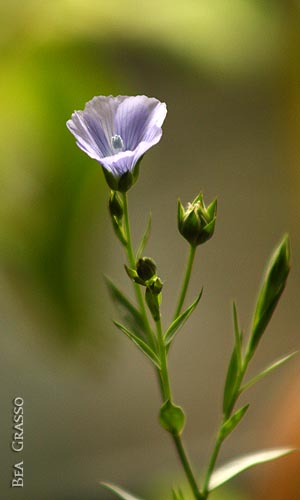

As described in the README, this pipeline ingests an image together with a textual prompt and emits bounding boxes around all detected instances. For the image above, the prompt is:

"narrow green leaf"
[223,346,239,416]
[220,404,249,440]
[172,488,185,500]
[136,212,152,260]
[248,235,290,357]
[165,290,203,347]
[105,276,145,338]
[101,482,144,500]
[241,351,299,392]
[208,448,297,491]
[232,302,242,367]
[114,321,161,368]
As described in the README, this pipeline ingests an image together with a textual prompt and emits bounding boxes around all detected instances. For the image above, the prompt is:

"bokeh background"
[1,1,300,499]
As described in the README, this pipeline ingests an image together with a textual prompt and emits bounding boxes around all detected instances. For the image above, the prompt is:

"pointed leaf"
[241,351,299,392]
[114,321,160,368]
[105,276,145,338]
[136,212,152,260]
[172,488,185,500]
[248,235,290,357]
[232,302,242,367]
[220,404,249,440]
[208,448,297,491]
[223,346,239,416]
[101,482,144,500]
[165,290,203,347]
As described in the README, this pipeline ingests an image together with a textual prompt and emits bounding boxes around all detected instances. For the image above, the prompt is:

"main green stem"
[174,245,196,319]
[122,192,201,500]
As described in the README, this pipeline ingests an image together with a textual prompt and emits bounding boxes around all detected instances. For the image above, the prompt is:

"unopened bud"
[137,257,157,281]
[178,193,217,247]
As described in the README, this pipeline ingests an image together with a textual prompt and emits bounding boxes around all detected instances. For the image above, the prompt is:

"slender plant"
[67,95,297,500]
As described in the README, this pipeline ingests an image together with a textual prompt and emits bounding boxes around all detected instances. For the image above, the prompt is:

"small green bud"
[136,257,157,281]
[159,399,186,434]
[109,191,123,219]
[178,193,217,247]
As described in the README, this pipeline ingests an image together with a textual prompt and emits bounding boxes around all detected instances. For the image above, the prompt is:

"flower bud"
[178,193,217,247]
[109,191,123,219]
[136,257,157,281]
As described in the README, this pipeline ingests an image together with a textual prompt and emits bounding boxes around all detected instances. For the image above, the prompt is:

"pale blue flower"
[67,95,167,191]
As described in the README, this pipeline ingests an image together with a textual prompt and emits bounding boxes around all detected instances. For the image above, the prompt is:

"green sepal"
[248,235,290,358]
[101,157,142,192]
[208,448,297,492]
[145,287,160,321]
[165,290,203,348]
[113,321,160,368]
[136,212,152,260]
[159,399,186,434]
[241,351,299,392]
[104,276,145,339]
[220,404,249,441]
[223,345,239,416]
[124,265,145,285]
[101,482,144,500]
[206,197,217,219]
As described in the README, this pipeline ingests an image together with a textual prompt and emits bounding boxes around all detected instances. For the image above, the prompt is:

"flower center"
[111,134,124,154]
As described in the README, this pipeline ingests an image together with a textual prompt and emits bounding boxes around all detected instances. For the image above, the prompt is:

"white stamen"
[111,134,124,153]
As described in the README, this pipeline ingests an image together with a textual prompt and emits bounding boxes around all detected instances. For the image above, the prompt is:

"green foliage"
[113,321,160,368]
[220,404,249,440]
[241,351,299,392]
[208,448,297,492]
[105,276,145,339]
[165,290,203,347]
[222,347,239,416]
[159,399,186,434]
[223,302,243,415]
[248,235,290,357]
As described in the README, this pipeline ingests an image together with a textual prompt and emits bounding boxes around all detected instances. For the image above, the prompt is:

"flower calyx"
[178,193,217,247]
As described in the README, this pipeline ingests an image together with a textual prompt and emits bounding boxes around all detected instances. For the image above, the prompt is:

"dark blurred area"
[1,1,300,499]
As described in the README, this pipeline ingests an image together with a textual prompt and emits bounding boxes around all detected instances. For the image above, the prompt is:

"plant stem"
[155,316,171,400]
[202,431,223,498]
[122,193,201,500]
[122,192,156,350]
[174,245,196,319]
[156,315,202,500]
[173,434,204,500]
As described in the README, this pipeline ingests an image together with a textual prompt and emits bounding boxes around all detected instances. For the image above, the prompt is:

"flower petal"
[100,150,136,177]
[115,96,167,150]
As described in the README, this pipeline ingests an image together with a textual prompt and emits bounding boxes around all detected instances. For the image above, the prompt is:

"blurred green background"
[1,1,300,499]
